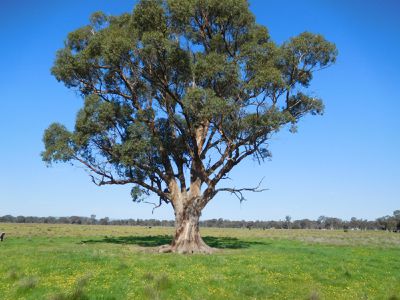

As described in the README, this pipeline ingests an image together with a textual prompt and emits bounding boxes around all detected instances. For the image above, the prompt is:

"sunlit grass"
[0,223,399,299]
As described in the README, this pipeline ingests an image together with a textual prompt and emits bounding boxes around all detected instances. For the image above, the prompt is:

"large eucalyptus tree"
[43,0,337,253]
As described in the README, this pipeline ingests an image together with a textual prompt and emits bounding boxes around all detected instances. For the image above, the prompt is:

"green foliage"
[182,87,233,123]
[42,124,74,163]
[280,32,338,88]
[168,0,255,51]
[133,0,167,35]
[130,185,150,202]
[43,0,337,202]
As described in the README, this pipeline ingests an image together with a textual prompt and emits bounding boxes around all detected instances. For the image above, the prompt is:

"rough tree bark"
[157,126,216,254]
[159,200,213,254]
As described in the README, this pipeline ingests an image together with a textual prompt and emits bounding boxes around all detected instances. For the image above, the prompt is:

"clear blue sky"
[1,0,399,221]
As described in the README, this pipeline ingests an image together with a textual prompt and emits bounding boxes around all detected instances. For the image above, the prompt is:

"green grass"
[0,224,399,299]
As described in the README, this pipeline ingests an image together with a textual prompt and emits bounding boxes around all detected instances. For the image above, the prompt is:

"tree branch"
[214,177,267,202]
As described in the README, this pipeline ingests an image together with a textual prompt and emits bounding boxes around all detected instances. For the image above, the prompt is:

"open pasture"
[0,223,399,299]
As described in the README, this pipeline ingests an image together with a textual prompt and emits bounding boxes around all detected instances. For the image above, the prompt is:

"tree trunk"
[159,202,214,254]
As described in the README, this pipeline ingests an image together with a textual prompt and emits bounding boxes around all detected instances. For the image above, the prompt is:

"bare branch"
[215,177,267,202]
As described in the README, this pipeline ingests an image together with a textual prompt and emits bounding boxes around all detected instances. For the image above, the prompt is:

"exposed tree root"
[158,243,215,254]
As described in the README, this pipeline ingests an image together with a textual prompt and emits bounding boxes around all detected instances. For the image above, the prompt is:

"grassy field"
[0,223,399,299]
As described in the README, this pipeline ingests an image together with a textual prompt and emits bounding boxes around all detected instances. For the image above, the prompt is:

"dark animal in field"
[0,232,5,241]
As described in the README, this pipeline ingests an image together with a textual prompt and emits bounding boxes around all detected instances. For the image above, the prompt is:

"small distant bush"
[143,285,160,300]
[18,276,38,290]
[6,267,19,280]
[155,274,171,291]
[309,291,320,300]
[143,272,155,281]
[47,274,90,300]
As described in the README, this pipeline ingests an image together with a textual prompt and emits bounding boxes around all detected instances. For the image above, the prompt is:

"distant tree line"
[1,211,400,231]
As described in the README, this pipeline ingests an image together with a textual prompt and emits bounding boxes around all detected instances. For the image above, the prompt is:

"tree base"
[158,243,215,254]
[159,205,215,254]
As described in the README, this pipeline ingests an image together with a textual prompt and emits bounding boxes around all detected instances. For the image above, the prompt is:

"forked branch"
[215,177,267,202]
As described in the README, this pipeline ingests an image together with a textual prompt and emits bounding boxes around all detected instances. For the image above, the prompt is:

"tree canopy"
[43,0,337,253]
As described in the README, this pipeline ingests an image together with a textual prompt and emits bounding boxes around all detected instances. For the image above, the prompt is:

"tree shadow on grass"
[82,235,267,249]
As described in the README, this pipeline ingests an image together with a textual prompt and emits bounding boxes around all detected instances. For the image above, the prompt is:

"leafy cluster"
[43,0,337,204]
